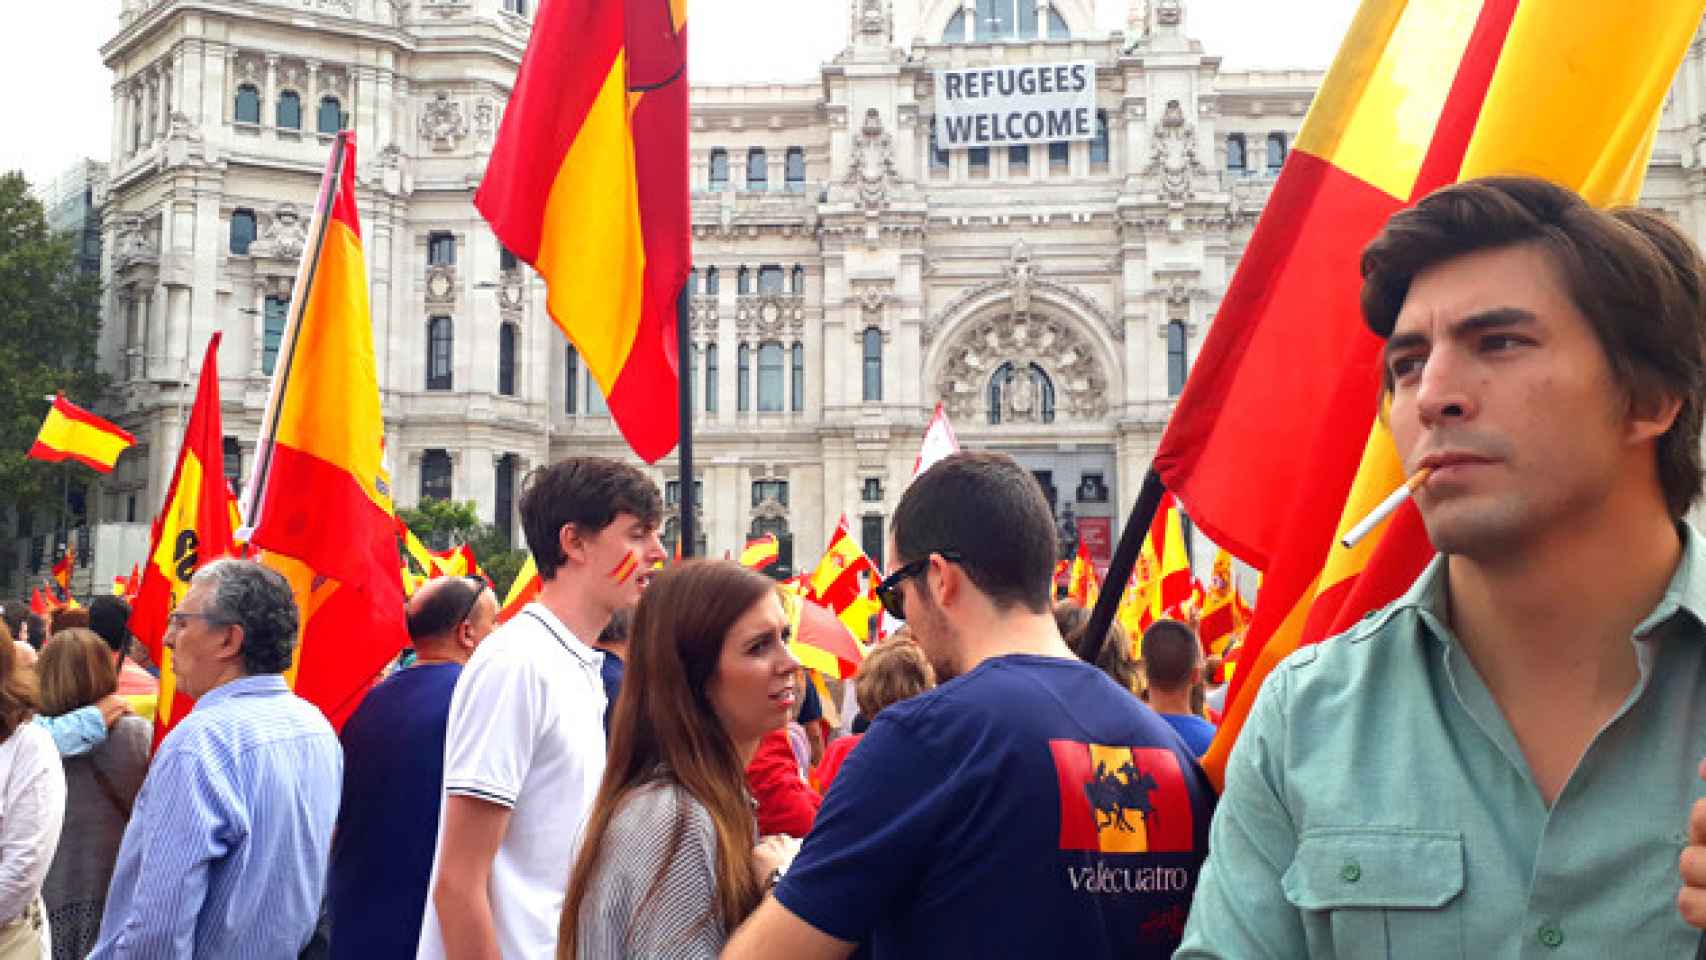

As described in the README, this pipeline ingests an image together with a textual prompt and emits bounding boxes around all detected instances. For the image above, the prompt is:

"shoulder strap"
[90,763,133,819]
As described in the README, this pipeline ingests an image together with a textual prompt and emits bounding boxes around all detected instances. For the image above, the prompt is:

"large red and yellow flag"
[1151,0,1703,787]
[243,132,407,728]
[805,516,882,659]
[130,333,239,742]
[1196,549,1243,658]
[1115,492,1192,644]
[476,0,689,463]
[29,394,136,473]
[739,534,780,571]
[497,552,542,625]
[1065,541,1101,609]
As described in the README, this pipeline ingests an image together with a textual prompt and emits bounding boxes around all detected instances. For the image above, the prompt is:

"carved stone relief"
[425,265,457,305]
[844,107,897,213]
[419,92,469,151]
[1005,240,1035,316]
[474,97,497,145]
[251,203,308,260]
[1145,99,1203,202]
[935,314,1110,423]
[852,0,892,41]
[735,294,805,339]
[924,279,1123,346]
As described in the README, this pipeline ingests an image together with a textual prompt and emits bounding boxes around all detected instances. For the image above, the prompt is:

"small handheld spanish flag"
[29,394,135,473]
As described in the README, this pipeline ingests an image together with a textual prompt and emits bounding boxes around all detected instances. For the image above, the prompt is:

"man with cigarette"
[1178,175,1706,956]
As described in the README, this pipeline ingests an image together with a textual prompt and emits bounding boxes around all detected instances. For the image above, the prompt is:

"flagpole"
[676,285,695,558]
[1084,469,1166,654]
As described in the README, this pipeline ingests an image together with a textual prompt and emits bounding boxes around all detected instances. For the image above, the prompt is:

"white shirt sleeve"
[0,724,67,923]
[442,643,547,808]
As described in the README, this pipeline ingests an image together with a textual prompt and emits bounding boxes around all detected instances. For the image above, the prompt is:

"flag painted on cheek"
[608,549,640,585]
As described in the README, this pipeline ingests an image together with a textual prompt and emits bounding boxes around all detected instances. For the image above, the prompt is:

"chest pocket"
[1281,828,1465,959]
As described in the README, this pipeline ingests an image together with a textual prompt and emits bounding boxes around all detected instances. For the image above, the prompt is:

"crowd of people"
[2,173,1706,957]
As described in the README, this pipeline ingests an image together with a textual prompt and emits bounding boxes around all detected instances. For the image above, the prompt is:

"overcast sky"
[0,0,1358,188]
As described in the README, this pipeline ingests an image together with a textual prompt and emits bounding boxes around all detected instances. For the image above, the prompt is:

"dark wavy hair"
[519,457,663,581]
[560,561,779,953]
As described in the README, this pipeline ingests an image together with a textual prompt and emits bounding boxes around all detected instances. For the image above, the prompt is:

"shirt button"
[1340,862,1360,882]
[1537,924,1564,948]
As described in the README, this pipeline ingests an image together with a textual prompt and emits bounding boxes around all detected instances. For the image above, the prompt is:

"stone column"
[306,59,321,131]
[264,54,279,131]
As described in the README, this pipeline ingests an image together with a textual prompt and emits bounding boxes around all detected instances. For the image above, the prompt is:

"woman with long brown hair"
[560,561,803,958]
[38,629,150,959]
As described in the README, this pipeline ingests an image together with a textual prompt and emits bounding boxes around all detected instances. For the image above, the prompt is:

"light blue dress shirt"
[1179,525,1706,958]
[33,704,105,756]
[89,674,342,959]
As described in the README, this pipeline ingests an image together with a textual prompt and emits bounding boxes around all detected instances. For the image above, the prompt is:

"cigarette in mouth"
[1339,468,1433,550]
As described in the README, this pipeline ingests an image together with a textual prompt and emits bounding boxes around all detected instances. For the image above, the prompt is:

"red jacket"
[814,733,861,796]
[745,727,820,837]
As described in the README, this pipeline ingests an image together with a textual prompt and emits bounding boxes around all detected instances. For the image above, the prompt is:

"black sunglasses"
[452,576,488,628]
[875,551,964,622]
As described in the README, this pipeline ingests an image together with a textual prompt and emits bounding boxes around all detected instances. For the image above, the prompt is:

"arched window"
[947,0,1065,41]
[704,343,719,413]
[427,316,453,390]
[420,449,452,502]
[494,453,517,547]
[1047,8,1069,37]
[862,328,882,402]
[791,342,804,412]
[1167,320,1188,396]
[317,96,343,135]
[1266,132,1287,172]
[746,148,767,191]
[1090,111,1110,167]
[277,90,302,130]
[705,266,720,295]
[737,344,751,411]
[758,343,784,412]
[784,147,806,191]
[498,322,517,396]
[791,265,805,294]
[987,362,1056,424]
[230,209,257,255]
[234,84,260,124]
[565,344,579,413]
[944,9,968,40]
[708,148,729,191]
[1226,133,1247,172]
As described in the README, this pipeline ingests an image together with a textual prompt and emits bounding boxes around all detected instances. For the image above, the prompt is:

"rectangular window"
[738,344,751,411]
[758,265,784,293]
[969,146,990,177]
[262,296,289,375]
[738,267,751,295]
[586,376,609,416]
[428,231,456,266]
[1090,112,1109,167]
[930,121,949,170]
[1076,472,1110,503]
[494,455,516,548]
[746,148,768,191]
[751,480,789,507]
[1167,320,1188,397]
[704,344,719,413]
[862,328,882,402]
[565,345,579,414]
[757,343,784,412]
[784,147,806,192]
[709,148,729,191]
[861,514,885,571]
[705,267,720,295]
[791,343,804,412]
[1049,140,1069,174]
[1008,144,1029,173]
[862,477,883,502]
[223,437,242,492]
[500,244,519,272]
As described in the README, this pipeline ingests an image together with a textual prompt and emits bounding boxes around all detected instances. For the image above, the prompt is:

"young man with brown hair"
[419,457,664,960]
[726,451,1213,958]
[1180,176,1706,956]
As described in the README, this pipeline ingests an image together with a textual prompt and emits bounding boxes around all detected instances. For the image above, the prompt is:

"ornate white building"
[58,0,1706,586]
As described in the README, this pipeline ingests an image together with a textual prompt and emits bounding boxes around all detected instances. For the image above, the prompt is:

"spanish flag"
[29,394,135,473]
[806,517,882,654]
[475,0,690,463]
[1065,541,1100,609]
[497,552,542,625]
[243,132,407,728]
[130,333,238,742]
[1196,550,1242,658]
[1150,0,1702,787]
[51,545,74,593]
[739,534,780,571]
[1115,492,1192,644]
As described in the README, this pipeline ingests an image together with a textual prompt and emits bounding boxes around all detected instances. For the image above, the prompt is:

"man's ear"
[558,521,587,568]
[932,553,960,609]
[217,624,246,665]
[1626,388,1683,446]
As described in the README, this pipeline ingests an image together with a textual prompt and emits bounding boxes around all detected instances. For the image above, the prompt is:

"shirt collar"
[196,673,289,709]
[1398,522,1706,644]
[521,602,603,669]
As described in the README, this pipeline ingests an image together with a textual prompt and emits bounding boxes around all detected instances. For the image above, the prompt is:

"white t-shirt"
[417,603,608,960]
[0,723,66,926]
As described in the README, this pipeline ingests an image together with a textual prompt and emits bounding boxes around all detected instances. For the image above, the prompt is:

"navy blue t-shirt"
[326,662,462,960]
[599,648,624,734]
[776,654,1214,958]
[1160,712,1217,757]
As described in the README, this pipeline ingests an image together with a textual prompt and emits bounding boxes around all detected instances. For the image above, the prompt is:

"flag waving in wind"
[243,132,407,728]
[476,0,690,463]
[29,393,135,473]
[130,333,239,741]
[1150,0,1704,787]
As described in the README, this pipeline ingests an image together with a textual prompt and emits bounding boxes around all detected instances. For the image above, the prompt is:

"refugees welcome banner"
[933,61,1096,149]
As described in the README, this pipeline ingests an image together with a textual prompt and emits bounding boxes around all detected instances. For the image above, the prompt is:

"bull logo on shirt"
[1085,759,1159,834]
[1048,741,1193,854]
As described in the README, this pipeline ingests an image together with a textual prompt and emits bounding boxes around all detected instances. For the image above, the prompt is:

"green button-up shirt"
[1178,525,1706,958]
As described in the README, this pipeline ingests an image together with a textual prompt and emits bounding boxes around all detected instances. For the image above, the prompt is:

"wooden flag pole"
[1083,469,1166,656]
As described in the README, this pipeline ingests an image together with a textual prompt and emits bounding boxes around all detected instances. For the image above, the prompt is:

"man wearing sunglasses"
[326,575,496,959]
[726,451,1214,959]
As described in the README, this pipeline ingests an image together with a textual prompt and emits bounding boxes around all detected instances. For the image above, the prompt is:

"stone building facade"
[55,0,1706,586]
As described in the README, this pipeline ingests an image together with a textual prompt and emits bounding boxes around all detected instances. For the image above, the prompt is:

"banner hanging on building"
[933,61,1096,149]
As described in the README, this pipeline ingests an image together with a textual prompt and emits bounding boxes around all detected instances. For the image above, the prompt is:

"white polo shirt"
[417,602,607,960]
